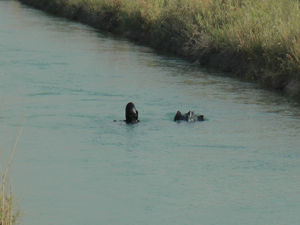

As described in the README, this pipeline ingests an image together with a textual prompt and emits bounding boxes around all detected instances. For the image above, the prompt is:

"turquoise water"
[1,1,300,224]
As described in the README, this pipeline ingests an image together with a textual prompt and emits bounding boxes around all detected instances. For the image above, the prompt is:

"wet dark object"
[174,110,204,122]
[125,102,139,123]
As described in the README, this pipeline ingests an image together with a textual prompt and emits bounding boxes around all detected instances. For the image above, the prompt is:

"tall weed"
[0,105,25,225]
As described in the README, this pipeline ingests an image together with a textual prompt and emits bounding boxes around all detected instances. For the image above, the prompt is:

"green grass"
[20,0,300,87]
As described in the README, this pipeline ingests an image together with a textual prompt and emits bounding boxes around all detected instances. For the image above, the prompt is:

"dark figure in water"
[174,110,204,122]
[125,102,139,123]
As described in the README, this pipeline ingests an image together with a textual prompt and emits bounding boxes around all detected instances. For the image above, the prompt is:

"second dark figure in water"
[174,110,204,122]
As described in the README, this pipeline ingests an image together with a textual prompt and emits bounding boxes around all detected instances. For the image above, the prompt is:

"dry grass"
[56,0,300,76]
[20,0,300,82]
[0,105,25,225]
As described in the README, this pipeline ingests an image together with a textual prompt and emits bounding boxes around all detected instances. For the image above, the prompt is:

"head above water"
[125,102,138,123]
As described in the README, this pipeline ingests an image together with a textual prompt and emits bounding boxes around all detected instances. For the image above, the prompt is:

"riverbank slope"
[18,0,300,98]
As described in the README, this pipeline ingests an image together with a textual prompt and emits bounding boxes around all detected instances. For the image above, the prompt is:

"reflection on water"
[1,1,300,225]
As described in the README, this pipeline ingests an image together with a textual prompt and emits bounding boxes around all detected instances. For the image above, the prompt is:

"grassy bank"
[19,0,300,97]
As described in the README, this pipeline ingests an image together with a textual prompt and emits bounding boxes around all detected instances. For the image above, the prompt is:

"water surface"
[1,1,300,224]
